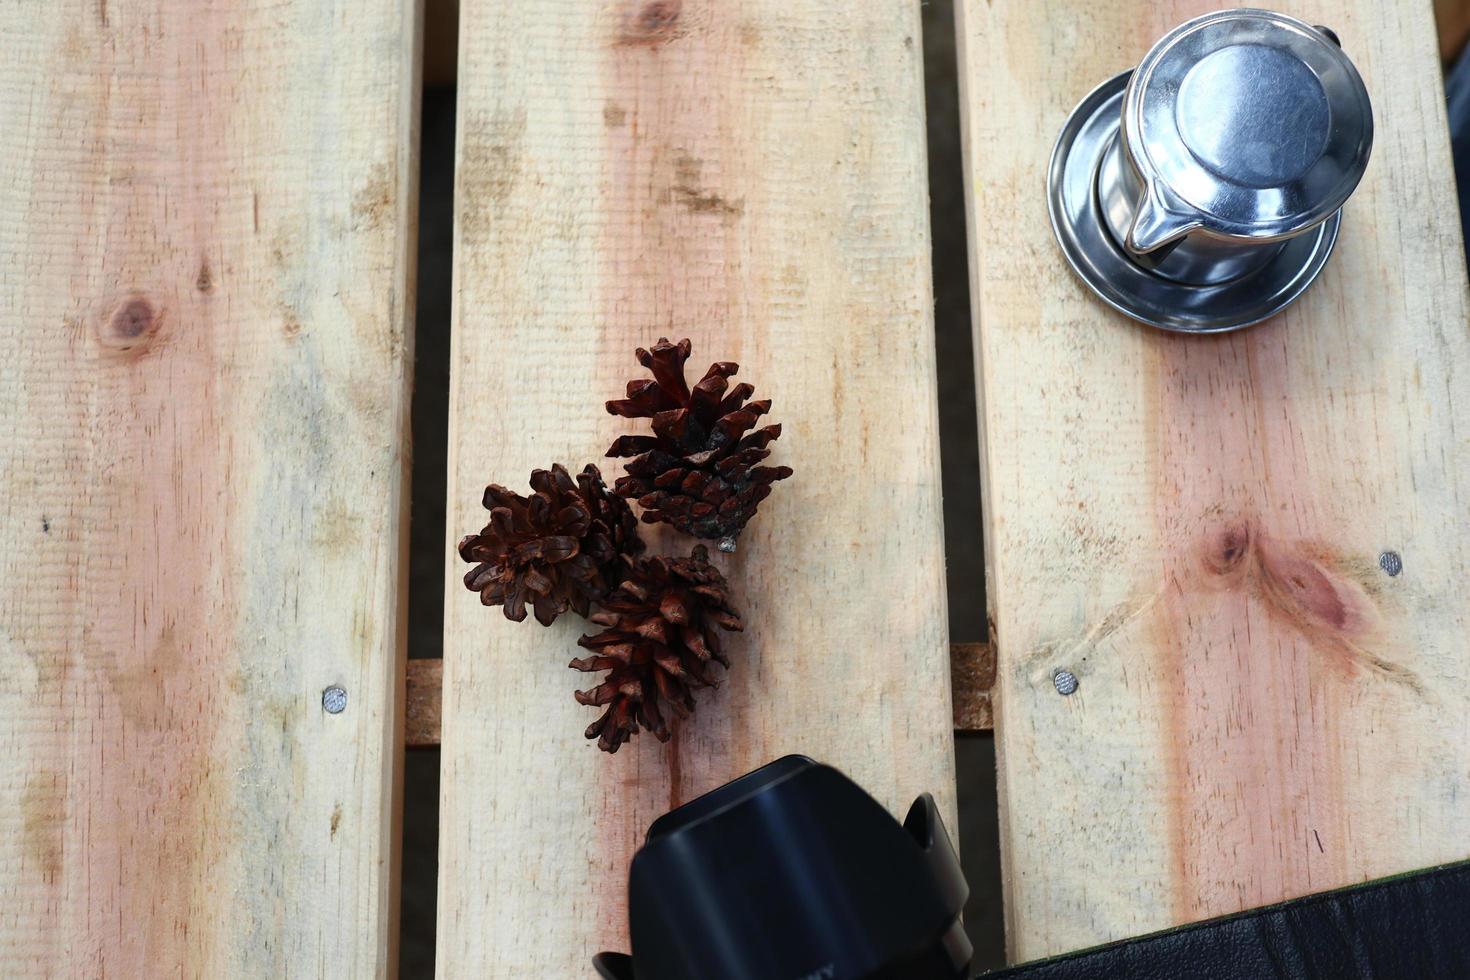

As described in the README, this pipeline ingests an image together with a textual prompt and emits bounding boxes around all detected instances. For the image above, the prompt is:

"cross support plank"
[409,644,992,748]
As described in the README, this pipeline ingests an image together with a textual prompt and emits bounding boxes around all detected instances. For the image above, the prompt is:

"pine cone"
[459,464,644,626]
[606,337,792,548]
[570,545,742,753]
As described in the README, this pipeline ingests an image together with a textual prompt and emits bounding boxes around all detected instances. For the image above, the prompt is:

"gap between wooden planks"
[406,642,995,748]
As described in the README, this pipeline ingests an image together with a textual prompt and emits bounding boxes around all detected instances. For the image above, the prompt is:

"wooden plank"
[409,645,992,747]
[0,2,419,975]
[956,0,1470,962]
[439,1,954,973]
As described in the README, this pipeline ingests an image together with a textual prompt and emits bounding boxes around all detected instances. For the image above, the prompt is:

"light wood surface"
[0,2,419,975]
[439,0,955,973]
[410,644,991,748]
[957,0,1470,962]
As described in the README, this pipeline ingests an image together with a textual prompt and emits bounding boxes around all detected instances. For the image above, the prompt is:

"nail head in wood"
[322,685,348,714]
[1379,551,1402,576]
[1053,670,1079,696]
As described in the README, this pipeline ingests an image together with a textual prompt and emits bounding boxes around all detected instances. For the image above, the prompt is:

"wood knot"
[1256,542,1368,635]
[1200,522,1252,577]
[99,295,161,352]
[195,261,213,293]
[620,0,682,45]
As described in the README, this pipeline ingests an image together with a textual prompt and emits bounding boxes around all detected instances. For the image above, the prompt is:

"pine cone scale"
[641,339,693,402]
[608,435,660,456]
[718,383,754,415]
[521,568,553,594]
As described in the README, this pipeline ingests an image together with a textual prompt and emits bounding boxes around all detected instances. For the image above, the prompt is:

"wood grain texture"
[439,1,954,974]
[950,641,996,731]
[956,0,1470,961]
[406,658,444,748]
[0,2,419,975]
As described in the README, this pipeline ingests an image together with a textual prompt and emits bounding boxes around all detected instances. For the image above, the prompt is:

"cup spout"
[1126,181,1200,256]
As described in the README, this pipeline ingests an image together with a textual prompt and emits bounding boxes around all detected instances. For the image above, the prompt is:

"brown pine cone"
[459,463,644,626]
[605,337,792,548]
[570,545,742,753]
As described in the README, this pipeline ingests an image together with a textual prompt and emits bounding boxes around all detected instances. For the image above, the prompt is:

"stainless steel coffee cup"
[1048,8,1374,331]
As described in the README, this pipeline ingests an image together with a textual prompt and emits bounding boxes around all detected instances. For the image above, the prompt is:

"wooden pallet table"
[1,0,1467,977]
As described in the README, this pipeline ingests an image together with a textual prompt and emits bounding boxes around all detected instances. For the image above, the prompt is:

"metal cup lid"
[1120,8,1373,252]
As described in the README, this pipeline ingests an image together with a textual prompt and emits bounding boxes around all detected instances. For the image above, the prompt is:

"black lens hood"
[593,755,971,980]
